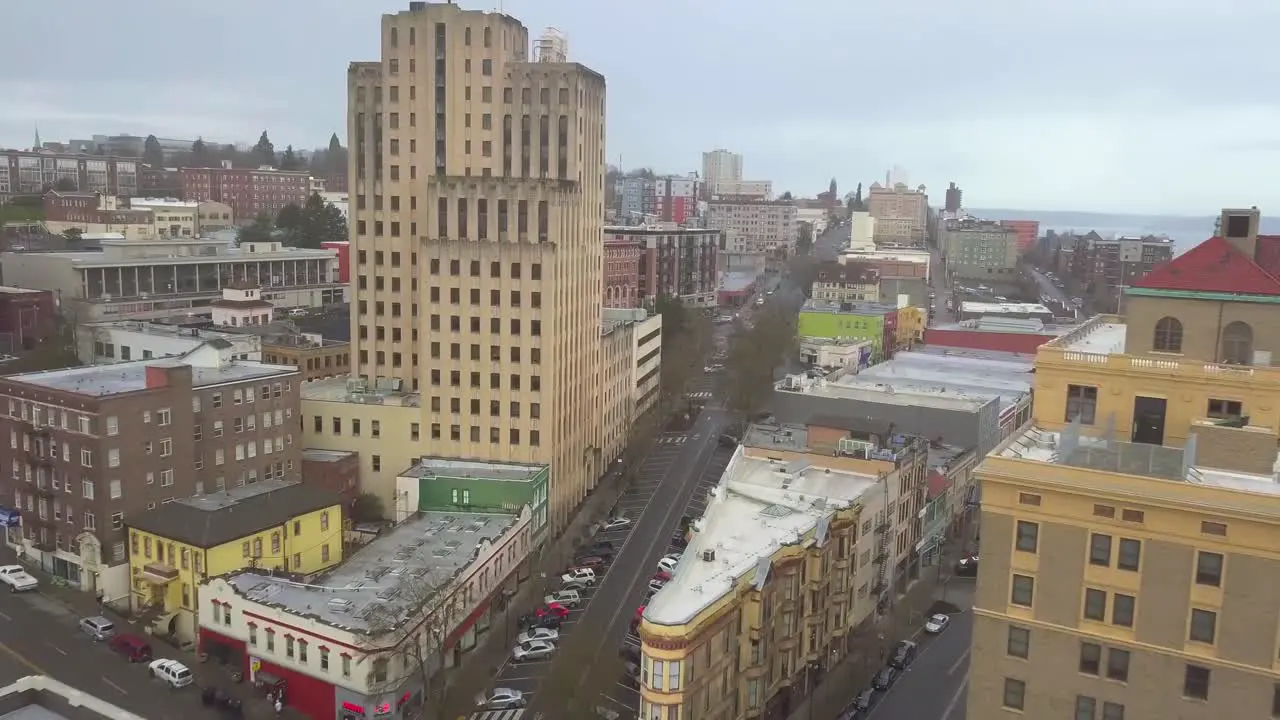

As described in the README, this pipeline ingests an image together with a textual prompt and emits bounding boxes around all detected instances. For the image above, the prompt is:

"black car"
[954,555,979,577]
[718,434,739,448]
[836,689,874,720]
[584,541,615,555]
[519,613,563,630]
[889,640,917,670]
[872,667,897,691]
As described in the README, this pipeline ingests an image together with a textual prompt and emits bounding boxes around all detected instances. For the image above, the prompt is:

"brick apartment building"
[603,233,643,308]
[0,150,138,202]
[0,343,301,603]
[42,191,153,227]
[0,287,57,354]
[604,226,722,308]
[179,164,309,221]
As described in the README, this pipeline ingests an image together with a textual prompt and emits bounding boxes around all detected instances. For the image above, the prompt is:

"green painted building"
[797,300,898,361]
[396,457,549,534]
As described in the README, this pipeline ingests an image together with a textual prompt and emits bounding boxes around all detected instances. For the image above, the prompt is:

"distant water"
[971,209,1280,256]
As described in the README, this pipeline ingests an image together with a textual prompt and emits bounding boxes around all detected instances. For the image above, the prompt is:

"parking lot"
[471,383,734,719]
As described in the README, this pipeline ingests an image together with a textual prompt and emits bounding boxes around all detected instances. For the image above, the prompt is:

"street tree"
[236,213,275,244]
[796,222,814,256]
[725,305,796,418]
[279,145,301,170]
[252,131,276,167]
[143,134,164,167]
[301,192,349,247]
[351,492,385,523]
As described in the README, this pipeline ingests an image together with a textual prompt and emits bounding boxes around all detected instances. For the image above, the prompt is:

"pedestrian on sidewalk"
[274,697,282,716]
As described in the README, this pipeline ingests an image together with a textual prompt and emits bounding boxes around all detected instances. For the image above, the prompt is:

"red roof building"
[1131,235,1280,296]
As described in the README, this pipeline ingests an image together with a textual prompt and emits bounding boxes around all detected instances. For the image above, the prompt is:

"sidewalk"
[787,555,973,720]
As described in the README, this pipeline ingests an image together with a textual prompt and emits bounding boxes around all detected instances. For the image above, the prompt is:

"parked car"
[477,688,527,710]
[603,516,632,530]
[652,570,672,583]
[0,565,38,592]
[149,659,194,689]
[512,640,556,662]
[572,556,608,570]
[647,578,667,593]
[889,640,917,670]
[516,627,559,646]
[545,590,582,608]
[79,616,116,641]
[657,556,680,573]
[582,541,615,558]
[107,634,152,662]
[955,555,979,577]
[199,686,243,716]
[519,613,562,631]
[837,689,875,719]
[871,666,897,690]
[562,567,598,585]
[535,602,570,619]
[925,614,951,633]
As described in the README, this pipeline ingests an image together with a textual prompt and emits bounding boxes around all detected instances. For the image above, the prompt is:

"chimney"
[1220,207,1261,259]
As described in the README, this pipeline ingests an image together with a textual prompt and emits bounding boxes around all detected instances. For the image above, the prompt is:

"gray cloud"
[2,0,1277,213]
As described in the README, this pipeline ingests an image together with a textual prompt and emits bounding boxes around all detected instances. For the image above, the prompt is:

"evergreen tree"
[276,203,304,240]
[143,135,164,167]
[237,213,276,244]
[780,191,794,201]
[280,145,300,170]
[190,138,211,167]
[328,133,342,154]
[252,131,276,167]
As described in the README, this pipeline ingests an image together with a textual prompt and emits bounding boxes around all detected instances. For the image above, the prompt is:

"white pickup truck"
[0,565,38,592]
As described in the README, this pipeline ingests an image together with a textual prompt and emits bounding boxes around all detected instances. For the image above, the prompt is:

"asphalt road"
[860,610,971,720]
[0,586,237,719]
[1028,267,1068,304]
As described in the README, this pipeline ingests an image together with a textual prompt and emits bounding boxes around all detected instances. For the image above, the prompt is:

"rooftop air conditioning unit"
[702,549,716,562]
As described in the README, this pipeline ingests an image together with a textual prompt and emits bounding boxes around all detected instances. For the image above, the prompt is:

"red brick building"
[300,449,359,507]
[603,235,643,308]
[604,226,721,308]
[999,219,1040,255]
[0,150,139,201]
[0,287,56,354]
[180,164,309,221]
[42,191,152,226]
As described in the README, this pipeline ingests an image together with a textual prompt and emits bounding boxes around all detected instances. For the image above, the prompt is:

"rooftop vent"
[701,549,717,562]
[327,598,354,614]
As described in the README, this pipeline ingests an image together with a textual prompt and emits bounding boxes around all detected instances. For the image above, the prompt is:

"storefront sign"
[341,701,365,716]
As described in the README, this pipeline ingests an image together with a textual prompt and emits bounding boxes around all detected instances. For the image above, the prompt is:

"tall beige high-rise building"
[701,148,743,198]
[347,1,607,530]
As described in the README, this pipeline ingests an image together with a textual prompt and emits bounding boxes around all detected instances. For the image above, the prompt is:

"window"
[1220,320,1253,365]
[1092,504,1115,518]
[1089,533,1112,566]
[1002,678,1025,710]
[1083,588,1107,621]
[1017,492,1041,506]
[1152,316,1183,352]
[1015,521,1038,552]
[1102,702,1124,720]
[1189,608,1216,644]
[1183,664,1210,700]
[1200,520,1227,536]
[1196,552,1223,586]
[1111,594,1135,627]
[1075,696,1096,720]
[1206,398,1242,419]
[1011,574,1034,606]
[1106,648,1129,682]
[1065,384,1098,424]
[1272,684,1280,719]
[1006,626,1030,658]
[1079,642,1101,674]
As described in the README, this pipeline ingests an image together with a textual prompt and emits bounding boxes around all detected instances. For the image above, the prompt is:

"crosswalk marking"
[689,391,712,399]
[469,709,531,720]
[659,435,688,445]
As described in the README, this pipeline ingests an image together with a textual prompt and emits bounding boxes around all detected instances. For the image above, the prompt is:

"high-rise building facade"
[347,2,607,529]
[701,148,743,198]
[944,182,963,212]
[867,181,928,245]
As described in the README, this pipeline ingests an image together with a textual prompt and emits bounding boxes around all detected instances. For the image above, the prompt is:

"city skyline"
[3,0,1278,214]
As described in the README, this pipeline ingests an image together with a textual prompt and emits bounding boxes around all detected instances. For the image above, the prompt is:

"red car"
[536,602,570,619]
[572,556,608,569]
[630,605,646,630]
[652,570,672,582]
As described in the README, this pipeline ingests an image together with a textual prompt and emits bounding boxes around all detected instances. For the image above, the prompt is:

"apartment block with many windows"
[346,2,607,529]
[0,342,300,607]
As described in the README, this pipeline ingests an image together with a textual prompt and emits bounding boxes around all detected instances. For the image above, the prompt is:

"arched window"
[1152,316,1183,353]
[1221,321,1254,365]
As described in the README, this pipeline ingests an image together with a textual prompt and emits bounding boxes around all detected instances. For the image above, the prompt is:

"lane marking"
[0,608,10,621]
[102,677,128,695]
[49,644,67,655]
[0,639,43,673]
[947,649,969,676]
[942,674,967,719]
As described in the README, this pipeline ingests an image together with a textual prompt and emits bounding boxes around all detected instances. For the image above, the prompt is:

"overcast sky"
[3,0,1277,214]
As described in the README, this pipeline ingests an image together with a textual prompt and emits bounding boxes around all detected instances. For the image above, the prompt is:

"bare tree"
[361,569,465,720]
[726,305,795,418]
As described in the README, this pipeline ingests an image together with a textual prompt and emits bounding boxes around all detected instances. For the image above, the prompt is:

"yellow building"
[638,435,894,720]
[968,207,1280,719]
[125,479,343,642]
[896,305,926,348]
[348,3,607,531]
[1033,208,1280,448]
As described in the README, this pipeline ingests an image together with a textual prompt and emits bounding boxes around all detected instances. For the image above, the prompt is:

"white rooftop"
[849,349,1034,411]
[399,457,546,483]
[960,301,1053,315]
[11,351,296,397]
[129,197,199,208]
[226,509,518,633]
[777,373,990,411]
[302,376,421,407]
[1060,322,1127,354]
[643,450,881,626]
[842,249,930,263]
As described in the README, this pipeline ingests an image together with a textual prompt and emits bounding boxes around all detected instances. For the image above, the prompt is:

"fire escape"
[871,512,892,614]
[26,424,56,552]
